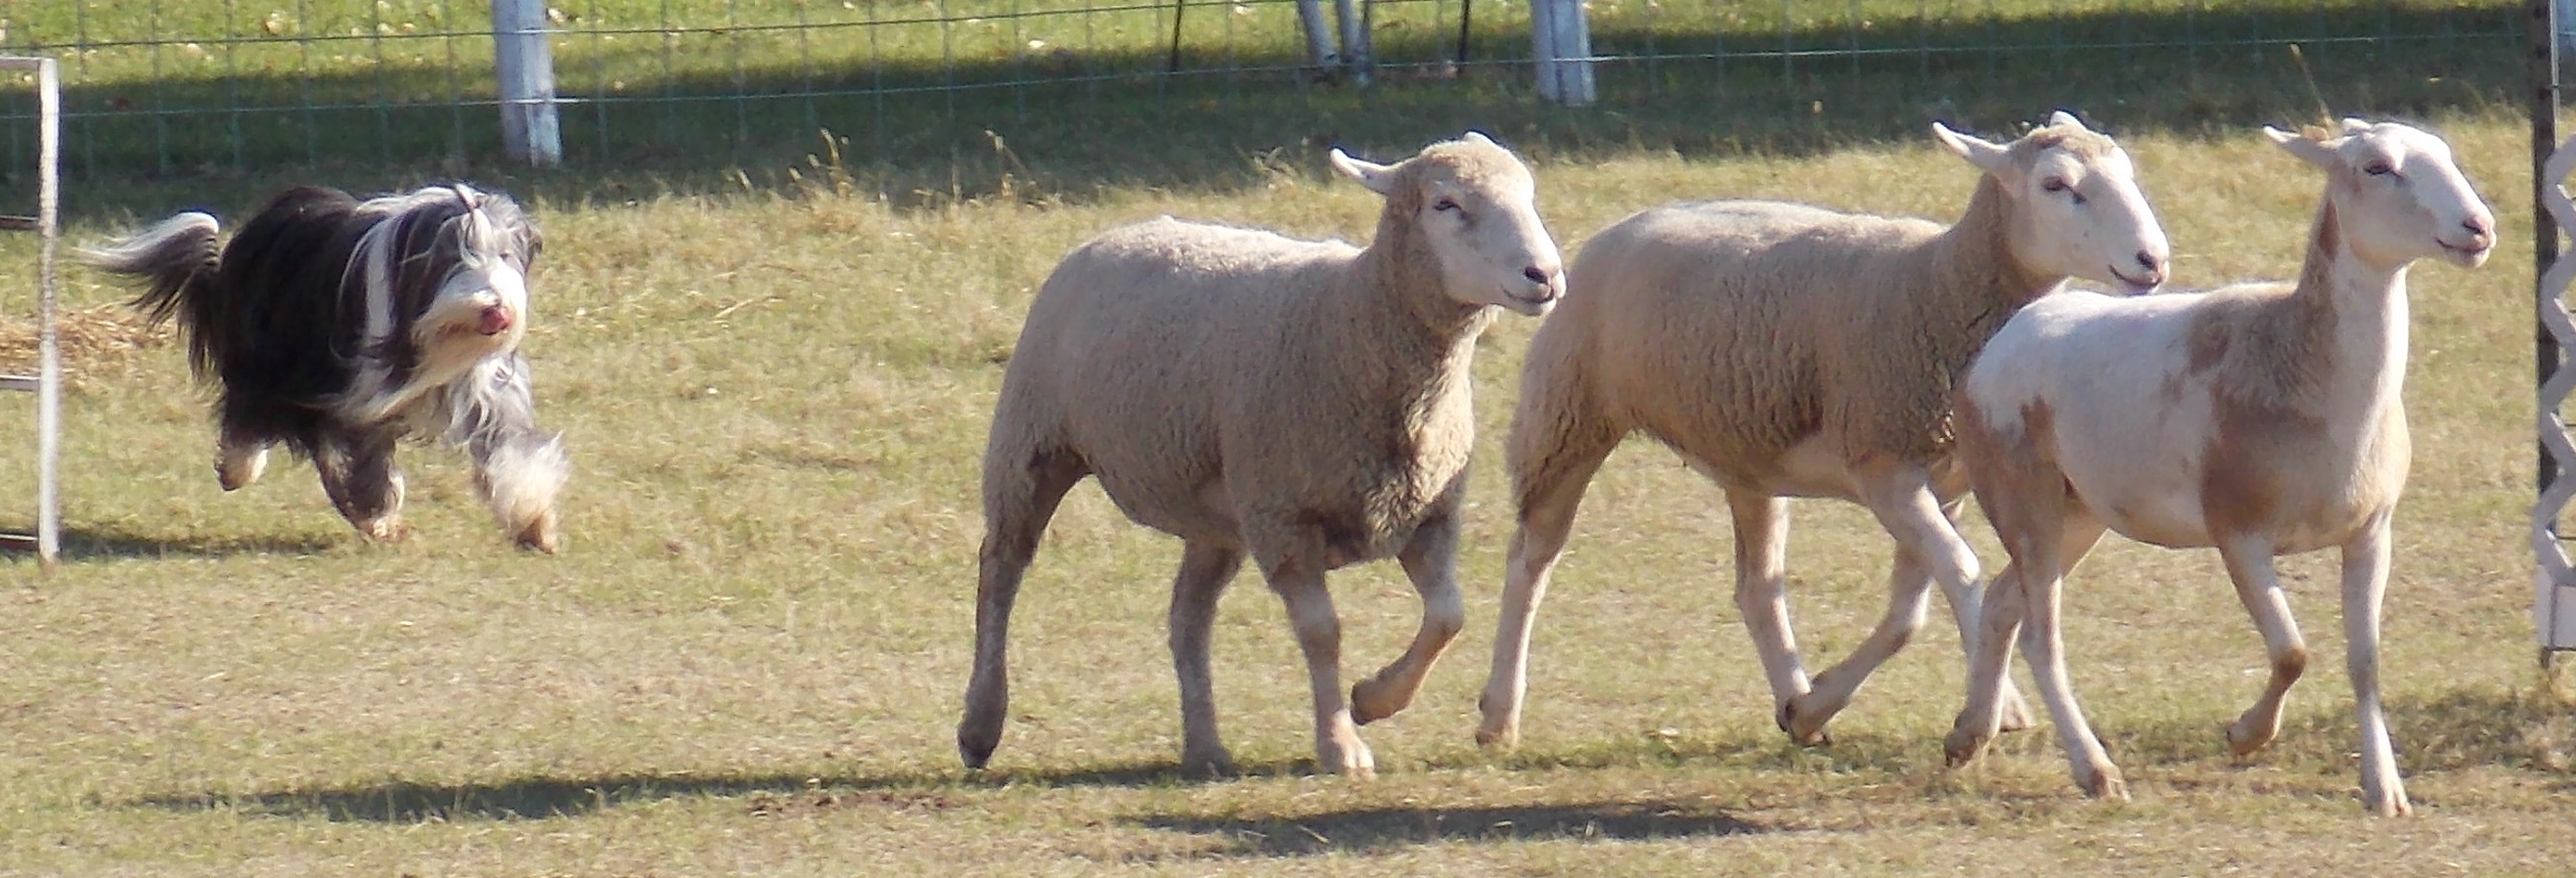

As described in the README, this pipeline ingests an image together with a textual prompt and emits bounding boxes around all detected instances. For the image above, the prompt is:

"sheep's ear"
[2340,117,2373,135]
[2263,125,2341,169]
[1931,122,2011,173]
[1329,149,1400,196]
[1461,131,1498,149]
[2046,110,2086,130]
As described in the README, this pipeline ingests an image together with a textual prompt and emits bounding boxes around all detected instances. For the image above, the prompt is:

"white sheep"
[959,132,1566,778]
[1474,112,2171,750]
[1943,119,2494,816]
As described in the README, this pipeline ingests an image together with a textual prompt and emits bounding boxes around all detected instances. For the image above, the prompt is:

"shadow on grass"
[1132,801,1765,857]
[125,757,1324,822]
[117,688,2575,823]
[41,523,345,560]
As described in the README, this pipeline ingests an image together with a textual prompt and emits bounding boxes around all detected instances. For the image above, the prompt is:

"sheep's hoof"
[1179,745,1235,778]
[1474,724,1518,749]
[2079,765,2129,802]
[2223,717,2277,758]
[1943,727,1989,768]
[1348,678,1407,725]
[956,715,1003,769]
[1777,699,1834,747]
[1318,736,1375,780]
[2361,784,2413,817]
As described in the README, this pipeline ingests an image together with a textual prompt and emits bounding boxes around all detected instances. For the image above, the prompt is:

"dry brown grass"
[0,108,2567,876]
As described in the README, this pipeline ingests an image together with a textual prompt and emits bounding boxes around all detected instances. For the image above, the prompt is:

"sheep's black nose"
[1523,266,1554,285]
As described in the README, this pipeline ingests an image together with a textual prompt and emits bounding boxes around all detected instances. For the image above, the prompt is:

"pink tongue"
[479,306,513,335]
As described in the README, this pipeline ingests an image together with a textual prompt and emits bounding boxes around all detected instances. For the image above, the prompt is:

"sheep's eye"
[1432,198,1461,213]
[2040,177,2069,194]
[2364,160,2395,177]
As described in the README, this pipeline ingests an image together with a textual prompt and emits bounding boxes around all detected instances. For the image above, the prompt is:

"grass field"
[2,1,2571,875]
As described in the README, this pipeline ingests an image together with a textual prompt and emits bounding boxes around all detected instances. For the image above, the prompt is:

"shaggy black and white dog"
[86,184,567,551]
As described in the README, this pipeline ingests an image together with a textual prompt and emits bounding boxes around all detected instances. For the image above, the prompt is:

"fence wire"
[0,1,2526,180]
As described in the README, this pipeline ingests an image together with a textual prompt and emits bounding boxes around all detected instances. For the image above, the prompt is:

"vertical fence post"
[2533,0,2576,655]
[1533,0,1594,105]
[1295,0,1337,73]
[1333,0,1371,84]
[34,58,59,570]
[494,0,562,166]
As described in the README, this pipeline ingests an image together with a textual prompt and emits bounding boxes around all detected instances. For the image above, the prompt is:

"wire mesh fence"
[0,1,2528,184]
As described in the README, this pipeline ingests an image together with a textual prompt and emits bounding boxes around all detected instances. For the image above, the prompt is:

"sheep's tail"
[82,212,224,376]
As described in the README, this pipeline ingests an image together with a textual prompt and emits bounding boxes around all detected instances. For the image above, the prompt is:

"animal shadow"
[22,524,344,561]
[1133,801,1766,857]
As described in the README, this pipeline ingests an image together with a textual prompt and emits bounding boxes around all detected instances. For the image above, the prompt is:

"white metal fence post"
[493,0,563,166]
[1533,0,1594,106]
[0,57,61,570]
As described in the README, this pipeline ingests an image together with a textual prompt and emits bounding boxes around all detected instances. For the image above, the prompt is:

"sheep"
[1473,112,2172,751]
[1942,119,2494,816]
[958,132,1566,778]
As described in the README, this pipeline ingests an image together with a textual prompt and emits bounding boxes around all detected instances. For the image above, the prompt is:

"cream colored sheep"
[1944,120,2494,816]
[960,132,1565,778]
[1475,112,2171,750]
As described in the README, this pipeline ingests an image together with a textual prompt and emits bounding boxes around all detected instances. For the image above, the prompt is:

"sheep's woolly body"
[1477,117,2166,752]
[1528,141,2091,493]
[992,150,1510,566]
[967,134,1563,777]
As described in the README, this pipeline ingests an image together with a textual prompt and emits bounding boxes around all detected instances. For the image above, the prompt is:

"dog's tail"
[82,212,223,374]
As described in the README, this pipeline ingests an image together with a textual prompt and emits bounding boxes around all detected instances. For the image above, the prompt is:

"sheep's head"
[2263,118,2493,271]
[1934,110,2170,293]
[1329,132,1567,317]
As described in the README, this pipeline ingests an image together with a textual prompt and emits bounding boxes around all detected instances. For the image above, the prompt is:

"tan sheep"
[960,133,1566,778]
[1474,112,2171,750]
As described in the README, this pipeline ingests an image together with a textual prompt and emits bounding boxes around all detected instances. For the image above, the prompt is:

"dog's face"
[420,187,541,357]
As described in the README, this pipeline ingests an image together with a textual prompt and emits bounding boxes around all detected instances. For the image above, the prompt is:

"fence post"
[1333,0,1371,85]
[1295,0,1337,73]
[1532,0,1594,105]
[493,0,562,166]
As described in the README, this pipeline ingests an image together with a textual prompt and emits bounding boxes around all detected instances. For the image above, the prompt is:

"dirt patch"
[745,788,973,817]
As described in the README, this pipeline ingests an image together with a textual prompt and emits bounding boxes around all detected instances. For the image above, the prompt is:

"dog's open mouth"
[477,306,515,335]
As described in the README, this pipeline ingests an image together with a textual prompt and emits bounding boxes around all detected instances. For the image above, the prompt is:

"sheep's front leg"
[2019,535,2126,801]
[2217,535,2309,758]
[1267,557,1373,778]
[1726,491,1821,742]
[2340,513,2410,816]
[1352,511,1465,725]
[1169,540,1246,774]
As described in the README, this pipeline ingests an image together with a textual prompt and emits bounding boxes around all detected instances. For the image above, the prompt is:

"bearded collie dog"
[86,184,567,551]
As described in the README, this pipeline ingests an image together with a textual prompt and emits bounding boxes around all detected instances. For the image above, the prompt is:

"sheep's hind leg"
[958,449,1088,770]
[1476,412,1616,748]
[2217,535,2308,759]
[1267,555,1373,778]
[1796,467,2031,742]
[1352,509,1465,725]
[1169,540,1246,775]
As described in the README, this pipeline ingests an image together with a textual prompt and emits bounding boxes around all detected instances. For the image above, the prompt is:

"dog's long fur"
[87,184,568,551]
